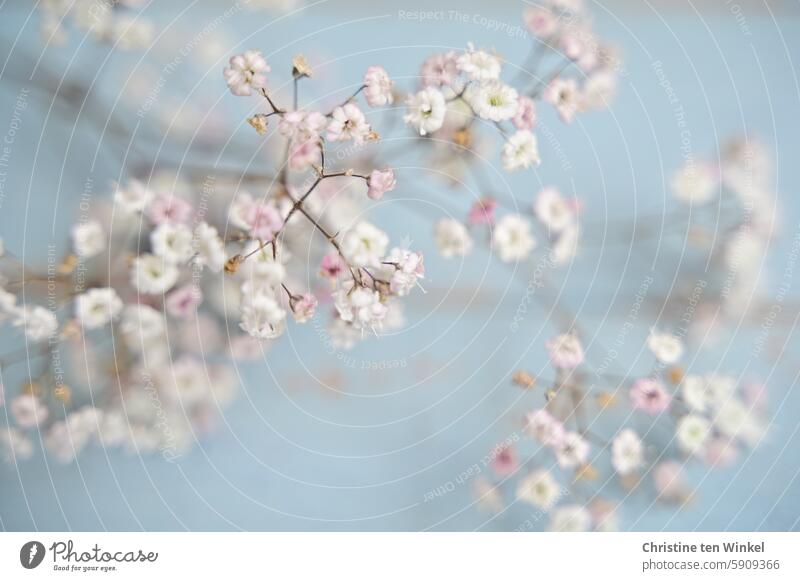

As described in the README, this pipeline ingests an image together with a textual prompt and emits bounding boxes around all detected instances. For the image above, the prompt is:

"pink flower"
[523,409,565,445]
[512,96,537,131]
[326,103,371,143]
[704,437,739,468]
[630,378,672,415]
[246,202,283,241]
[363,66,394,107]
[555,431,590,468]
[366,168,396,200]
[11,394,48,429]
[523,6,559,38]
[419,51,459,88]
[653,461,686,500]
[468,197,497,225]
[560,34,585,61]
[165,284,203,319]
[292,293,318,323]
[319,252,344,280]
[146,194,194,225]
[543,78,581,124]
[546,333,585,369]
[289,138,321,171]
[491,444,519,476]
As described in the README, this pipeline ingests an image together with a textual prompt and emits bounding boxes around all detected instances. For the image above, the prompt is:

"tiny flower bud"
[22,382,42,396]
[575,463,598,482]
[248,114,270,135]
[667,366,684,384]
[512,370,536,388]
[57,254,78,275]
[596,392,616,408]
[54,385,71,404]
[225,254,244,274]
[453,128,473,148]
[292,54,313,78]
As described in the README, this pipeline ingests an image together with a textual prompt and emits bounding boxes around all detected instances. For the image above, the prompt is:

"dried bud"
[596,392,616,408]
[575,463,598,482]
[57,254,78,275]
[54,384,72,404]
[292,54,313,78]
[247,114,270,135]
[667,366,684,384]
[367,130,380,141]
[224,254,244,274]
[60,319,82,340]
[22,382,42,396]
[453,128,473,148]
[512,370,536,388]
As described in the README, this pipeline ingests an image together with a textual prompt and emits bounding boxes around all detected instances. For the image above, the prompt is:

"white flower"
[647,330,683,364]
[71,221,106,258]
[404,87,446,136]
[363,66,394,107]
[550,225,579,266]
[160,357,210,406]
[0,285,17,314]
[326,103,372,143]
[516,469,560,509]
[535,187,574,232]
[502,130,541,171]
[239,241,286,289]
[229,191,255,230]
[341,222,389,268]
[334,286,388,331]
[681,375,709,412]
[555,431,590,469]
[385,247,425,296]
[120,304,165,346]
[523,409,565,445]
[467,80,518,121]
[457,45,501,81]
[11,394,49,428]
[151,222,194,264]
[611,429,643,475]
[676,414,711,455]
[131,253,179,294]
[435,218,472,258]
[239,294,286,339]
[544,78,581,123]
[75,287,123,329]
[193,222,225,272]
[714,399,763,445]
[549,505,592,532]
[224,50,270,96]
[671,162,718,205]
[582,70,617,110]
[704,373,736,408]
[492,214,536,262]
[114,179,154,214]
[14,306,58,342]
[0,428,33,461]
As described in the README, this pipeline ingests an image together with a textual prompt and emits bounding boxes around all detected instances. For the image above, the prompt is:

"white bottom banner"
[1,533,798,579]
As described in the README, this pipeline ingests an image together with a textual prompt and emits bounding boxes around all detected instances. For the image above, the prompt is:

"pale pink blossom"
[544,78,581,123]
[512,96,537,131]
[555,431,590,469]
[524,409,565,445]
[546,333,585,369]
[630,378,671,415]
[653,461,686,500]
[246,202,284,241]
[524,6,559,37]
[292,293,318,323]
[224,50,270,96]
[491,444,519,476]
[146,194,193,225]
[366,168,396,200]
[165,284,203,319]
[327,103,371,143]
[363,66,394,107]
[419,51,460,88]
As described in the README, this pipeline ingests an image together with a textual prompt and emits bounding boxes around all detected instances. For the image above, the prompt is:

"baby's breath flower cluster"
[473,141,777,531]
[38,0,153,49]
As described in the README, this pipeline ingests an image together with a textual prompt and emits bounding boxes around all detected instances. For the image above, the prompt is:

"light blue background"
[1,0,799,530]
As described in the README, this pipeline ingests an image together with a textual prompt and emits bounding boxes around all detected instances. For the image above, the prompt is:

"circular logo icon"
[20,541,45,569]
